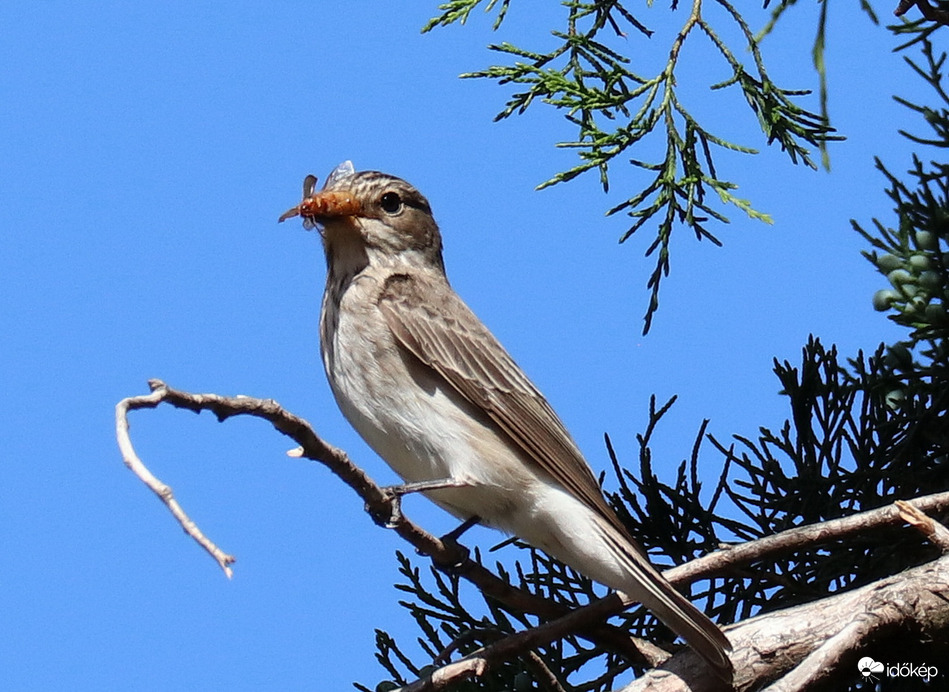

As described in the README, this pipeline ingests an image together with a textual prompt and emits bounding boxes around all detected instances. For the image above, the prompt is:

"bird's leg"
[386,477,472,496]
[441,514,481,544]
[432,515,483,572]
[371,477,472,529]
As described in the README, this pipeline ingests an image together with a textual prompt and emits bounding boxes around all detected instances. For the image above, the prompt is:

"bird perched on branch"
[279,161,732,681]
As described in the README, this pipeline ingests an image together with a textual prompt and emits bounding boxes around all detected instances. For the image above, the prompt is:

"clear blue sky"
[0,2,924,689]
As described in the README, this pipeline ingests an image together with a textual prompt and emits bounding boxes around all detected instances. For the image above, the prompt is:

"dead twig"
[116,380,652,662]
[895,499,949,552]
[115,381,238,577]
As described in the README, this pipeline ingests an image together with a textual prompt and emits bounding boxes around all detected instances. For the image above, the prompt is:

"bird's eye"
[380,191,403,214]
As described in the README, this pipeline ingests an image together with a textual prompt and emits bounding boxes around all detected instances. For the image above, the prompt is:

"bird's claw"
[367,486,404,528]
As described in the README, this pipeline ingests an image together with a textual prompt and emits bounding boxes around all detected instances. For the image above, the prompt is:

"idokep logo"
[858,657,884,680]
[858,656,939,682]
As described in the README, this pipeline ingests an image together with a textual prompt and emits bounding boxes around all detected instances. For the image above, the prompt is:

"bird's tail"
[601,529,733,682]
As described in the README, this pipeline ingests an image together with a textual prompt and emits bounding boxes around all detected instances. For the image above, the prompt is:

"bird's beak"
[278,178,361,225]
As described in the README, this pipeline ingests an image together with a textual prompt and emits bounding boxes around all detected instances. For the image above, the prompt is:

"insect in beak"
[278,174,361,230]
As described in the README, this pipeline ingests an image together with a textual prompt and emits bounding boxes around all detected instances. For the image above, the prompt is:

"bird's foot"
[441,515,481,544]
[367,489,403,529]
[370,477,471,529]
[432,515,481,572]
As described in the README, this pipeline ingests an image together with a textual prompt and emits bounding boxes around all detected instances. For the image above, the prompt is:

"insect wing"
[324,160,355,189]
[303,174,318,198]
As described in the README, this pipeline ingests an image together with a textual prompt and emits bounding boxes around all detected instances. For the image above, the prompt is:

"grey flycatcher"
[279,161,732,680]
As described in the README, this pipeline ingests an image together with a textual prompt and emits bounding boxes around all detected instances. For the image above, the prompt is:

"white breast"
[319,269,640,595]
[320,270,544,524]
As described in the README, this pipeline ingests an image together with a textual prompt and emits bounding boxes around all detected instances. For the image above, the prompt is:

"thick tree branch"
[622,553,949,692]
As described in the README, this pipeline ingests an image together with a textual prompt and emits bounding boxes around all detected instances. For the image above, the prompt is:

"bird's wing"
[378,272,629,536]
[379,272,735,680]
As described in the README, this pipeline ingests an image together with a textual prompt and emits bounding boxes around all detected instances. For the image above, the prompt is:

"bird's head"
[279,161,444,274]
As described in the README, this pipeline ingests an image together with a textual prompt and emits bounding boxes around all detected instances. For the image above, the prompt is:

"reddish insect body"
[278,174,361,228]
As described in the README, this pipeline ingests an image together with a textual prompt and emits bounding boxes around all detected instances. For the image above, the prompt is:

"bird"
[279,161,732,680]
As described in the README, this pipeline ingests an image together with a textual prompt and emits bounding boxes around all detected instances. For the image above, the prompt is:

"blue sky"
[0,2,926,690]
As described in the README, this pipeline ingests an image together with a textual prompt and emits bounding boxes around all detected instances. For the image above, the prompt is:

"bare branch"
[400,491,949,689]
[115,381,237,577]
[115,380,651,660]
[402,593,659,691]
[760,613,884,692]
[522,650,569,692]
[117,381,949,691]
[895,499,949,552]
[666,490,949,585]
[623,553,949,691]
[405,657,488,692]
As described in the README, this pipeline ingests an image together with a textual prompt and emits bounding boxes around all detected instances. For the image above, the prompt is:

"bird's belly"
[322,292,637,595]
[323,302,537,523]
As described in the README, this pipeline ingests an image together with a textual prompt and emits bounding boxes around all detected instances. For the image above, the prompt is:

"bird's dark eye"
[380,191,403,214]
